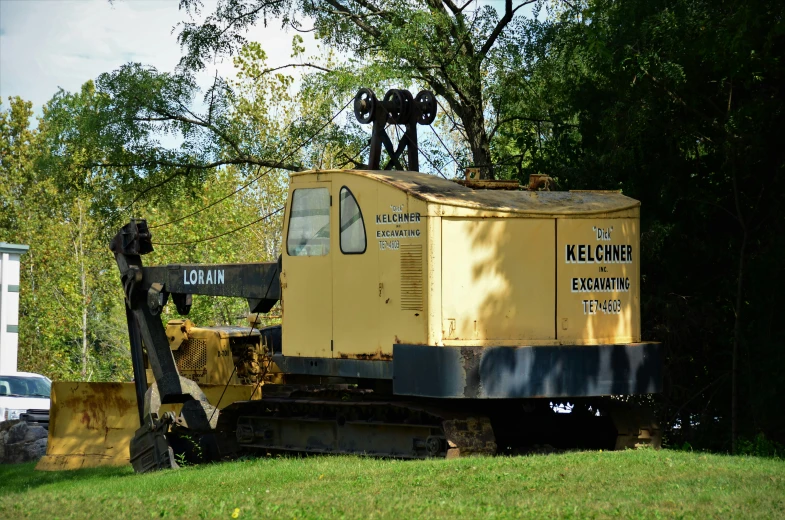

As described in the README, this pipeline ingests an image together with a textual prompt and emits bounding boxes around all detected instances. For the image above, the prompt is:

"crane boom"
[110,220,280,472]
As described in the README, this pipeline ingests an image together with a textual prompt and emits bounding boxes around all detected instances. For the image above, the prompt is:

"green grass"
[1,450,783,519]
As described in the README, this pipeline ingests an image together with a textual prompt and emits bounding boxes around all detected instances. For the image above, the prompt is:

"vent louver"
[401,244,423,311]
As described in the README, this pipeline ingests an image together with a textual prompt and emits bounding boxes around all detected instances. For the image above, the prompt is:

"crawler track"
[215,386,495,459]
[204,387,659,461]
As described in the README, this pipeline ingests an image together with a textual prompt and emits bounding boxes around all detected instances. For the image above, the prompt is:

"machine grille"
[401,244,423,311]
[174,339,207,370]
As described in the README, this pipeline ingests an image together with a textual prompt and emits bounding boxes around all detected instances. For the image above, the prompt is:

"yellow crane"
[39,88,660,472]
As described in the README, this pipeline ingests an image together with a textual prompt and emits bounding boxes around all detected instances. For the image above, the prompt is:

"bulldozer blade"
[36,381,261,471]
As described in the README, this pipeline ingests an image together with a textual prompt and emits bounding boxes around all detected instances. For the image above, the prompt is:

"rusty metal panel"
[374,183,428,349]
[176,326,238,386]
[35,382,261,471]
[271,354,392,379]
[400,244,424,311]
[425,213,442,346]
[392,343,661,398]
[557,217,641,344]
[289,169,641,217]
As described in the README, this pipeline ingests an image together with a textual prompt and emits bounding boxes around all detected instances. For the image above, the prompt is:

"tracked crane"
[110,89,661,473]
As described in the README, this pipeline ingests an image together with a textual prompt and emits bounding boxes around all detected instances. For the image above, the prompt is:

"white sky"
[0,0,318,113]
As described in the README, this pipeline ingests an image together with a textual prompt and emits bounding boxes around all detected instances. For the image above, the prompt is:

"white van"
[0,372,51,428]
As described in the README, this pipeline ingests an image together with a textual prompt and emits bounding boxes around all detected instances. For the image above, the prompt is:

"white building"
[0,243,29,374]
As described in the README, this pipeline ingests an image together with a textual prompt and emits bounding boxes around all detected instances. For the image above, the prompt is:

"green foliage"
[2,451,785,518]
[737,434,784,459]
[0,97,37,233]
[0,67,290,379]
[522,0,785,450]
[175,0,548,178]
[1,94,132,381]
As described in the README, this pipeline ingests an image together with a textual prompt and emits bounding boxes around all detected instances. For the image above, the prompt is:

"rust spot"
[60,383,134,431]
[339,347,393,361]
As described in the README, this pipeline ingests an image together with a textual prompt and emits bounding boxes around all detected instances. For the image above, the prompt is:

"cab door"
[332,181,379,358]
[281,181,333,358]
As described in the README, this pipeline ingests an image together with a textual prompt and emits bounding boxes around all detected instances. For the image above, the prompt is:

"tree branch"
[458,0,474,12]
[489,115,577,141]
[137,105,248,161]
[479,0,535,56]
[322,0,382,37]
[253,62,333,78]
[95,156,303,173]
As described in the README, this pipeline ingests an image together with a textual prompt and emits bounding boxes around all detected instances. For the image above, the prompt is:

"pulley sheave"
[353,86,437,171]
[353,88,376,124]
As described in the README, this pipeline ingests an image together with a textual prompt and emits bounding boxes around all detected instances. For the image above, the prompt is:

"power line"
[150,138,368,247]
[428,123,463,175]
[418,144,448,179]
[151,206,284,246]
[148,98,353,230]
[380,104,446,178]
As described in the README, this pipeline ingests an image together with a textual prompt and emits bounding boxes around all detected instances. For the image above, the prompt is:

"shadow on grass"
[0,462,134,494]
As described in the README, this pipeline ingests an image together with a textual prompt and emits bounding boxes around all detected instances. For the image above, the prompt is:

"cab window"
[340,187,366,254]
[287,188,330,256]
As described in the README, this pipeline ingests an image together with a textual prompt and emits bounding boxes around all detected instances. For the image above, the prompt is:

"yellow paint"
[441,218,555,344]
[35,382,260,471]
[557,216,640,344]
[425,214,442,346]
[332,176,380,357]
[281,179,333,357]
[283,173,429,358]
[146,321,269,385]
[281,169,643,355]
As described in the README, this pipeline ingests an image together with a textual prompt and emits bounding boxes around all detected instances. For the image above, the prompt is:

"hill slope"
[1,450,783,519]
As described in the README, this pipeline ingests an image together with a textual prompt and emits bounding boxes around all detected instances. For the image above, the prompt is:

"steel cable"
[151,206,284,246]
[380,104,447,179]
[148,98,353,230]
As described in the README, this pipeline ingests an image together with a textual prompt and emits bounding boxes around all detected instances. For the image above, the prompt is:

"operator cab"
[280,168,642,364]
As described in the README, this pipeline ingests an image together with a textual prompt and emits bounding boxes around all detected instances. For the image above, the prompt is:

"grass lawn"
[1,450,783,519]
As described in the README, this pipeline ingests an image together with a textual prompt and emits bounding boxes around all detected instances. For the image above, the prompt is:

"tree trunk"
[731,223,747,454]
[465,115,493,179]
[730,158,747,455]
[76,202,89,380]
[461,93,494,180]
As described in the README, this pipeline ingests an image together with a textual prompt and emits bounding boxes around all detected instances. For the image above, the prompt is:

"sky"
[0,0,318,113]
[0,0,528,177]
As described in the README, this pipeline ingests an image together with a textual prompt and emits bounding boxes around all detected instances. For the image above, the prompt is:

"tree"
[1,82,292,381]
[1,92,133,381]
[525,0,785,451]
[0,97,37,235]
[173,0,549,179]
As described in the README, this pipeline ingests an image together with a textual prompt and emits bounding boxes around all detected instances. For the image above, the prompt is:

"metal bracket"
[353,88,437,171]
